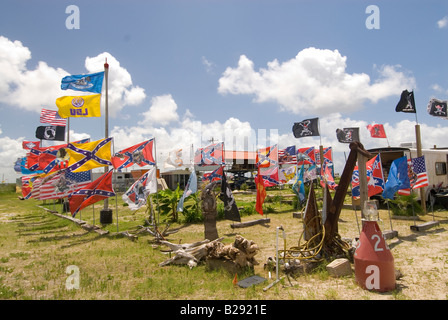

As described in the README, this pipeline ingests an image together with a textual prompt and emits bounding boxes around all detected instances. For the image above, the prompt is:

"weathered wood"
[201,181,219,241]
[410,221,440,232]
[230,218,270,229]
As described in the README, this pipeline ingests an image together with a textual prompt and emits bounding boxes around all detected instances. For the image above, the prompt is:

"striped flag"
[40,109,67,126]
[278,146,297,164]
[39,170,92,200]
[398,156,429,195]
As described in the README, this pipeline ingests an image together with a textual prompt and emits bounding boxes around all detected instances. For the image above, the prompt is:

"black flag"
[395,90,416,113]
[219,172,241,222]
[35,125,65,141]
[336,127,360,143]
[427,98,448,118]
[292,117,319,138]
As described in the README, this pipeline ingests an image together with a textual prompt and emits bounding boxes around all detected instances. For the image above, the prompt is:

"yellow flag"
[56,94,101,118]
[66,138,112,172]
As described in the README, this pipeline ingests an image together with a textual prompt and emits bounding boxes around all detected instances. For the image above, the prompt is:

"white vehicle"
[367,143,448,204]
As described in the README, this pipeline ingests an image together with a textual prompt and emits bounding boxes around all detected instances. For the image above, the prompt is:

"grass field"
[0,185,447,301]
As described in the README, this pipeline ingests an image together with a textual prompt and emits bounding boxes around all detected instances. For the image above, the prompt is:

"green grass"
[0,187,447,300]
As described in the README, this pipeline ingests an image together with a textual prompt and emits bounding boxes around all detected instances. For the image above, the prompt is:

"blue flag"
[292,164,306,202]
[61,71,104,93]
[382,156,411,199]
[177,171,198,212]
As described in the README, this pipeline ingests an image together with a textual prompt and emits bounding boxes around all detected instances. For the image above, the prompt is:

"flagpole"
[67,118,70,143]
[100,58,112,222]
[154,137,160,225]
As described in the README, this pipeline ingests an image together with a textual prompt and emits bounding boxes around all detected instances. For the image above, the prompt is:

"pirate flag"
[427,98,448,118]
[336,127,360,143]
[396,90,416,113]
[292,118,319,138]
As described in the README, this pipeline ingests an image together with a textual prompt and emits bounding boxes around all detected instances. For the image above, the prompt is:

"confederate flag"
[68,169,115,217]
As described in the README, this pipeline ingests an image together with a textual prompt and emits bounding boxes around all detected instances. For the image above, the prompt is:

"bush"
[389,194,422,216]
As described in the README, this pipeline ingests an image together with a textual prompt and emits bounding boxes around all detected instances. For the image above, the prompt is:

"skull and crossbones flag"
[292,118,319,138]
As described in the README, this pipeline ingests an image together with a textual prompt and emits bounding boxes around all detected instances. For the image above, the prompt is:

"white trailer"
[367,145,448,203]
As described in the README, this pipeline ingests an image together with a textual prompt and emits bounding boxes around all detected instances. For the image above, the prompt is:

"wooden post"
[358,151,368,220]
[415,124,427,214]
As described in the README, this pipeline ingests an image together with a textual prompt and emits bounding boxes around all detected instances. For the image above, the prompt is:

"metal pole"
[103,59,109,211]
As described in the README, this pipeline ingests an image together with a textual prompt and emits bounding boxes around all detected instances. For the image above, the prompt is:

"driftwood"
[201,181,219,241]
[159,235,259,269]
[136,223,179,242]
[159,237,224,268]
[230,218,270,229]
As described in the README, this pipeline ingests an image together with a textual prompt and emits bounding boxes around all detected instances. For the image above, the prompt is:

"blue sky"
[1,0,448,182]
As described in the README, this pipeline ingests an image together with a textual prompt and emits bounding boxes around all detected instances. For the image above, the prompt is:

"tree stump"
[201,181,219,241]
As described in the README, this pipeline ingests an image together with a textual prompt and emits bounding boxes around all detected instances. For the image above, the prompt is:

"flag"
[61,71,104,94]
[203,166,224,182]
[304,164,318,182]
[278,146,297,164]
[68,169,115,217]
[320,161,338,190]
[40,108,67,126]
[398,156,429,195]
[30,176,43,200]
[297,147,316,165]
[279,165,296,183]
[164,149,183,168]
[194,142,225,167]
[56,93,102,118]
[427,98,448,118]
[35,125,65,141]
[352,154,385,198]
[367,124,387,138]
[22,141,41,150]
[39,169,92,200]
[396,90,416,113]
[336,127,360,143]
[15,157,43,175]
[66,138,112,172]
[292,164,306,202]
[219,172,241,222]
[111,139,155,172]
[21,175,33,199]
[382,156,410,199]
[256,144,278,168]
[255,169,266,215]
[177,171,198,213]
[410,156,429,189]
[292,118,319,138]
[314,147,333,166]
[260,166,280,187]
[122,166,157,210]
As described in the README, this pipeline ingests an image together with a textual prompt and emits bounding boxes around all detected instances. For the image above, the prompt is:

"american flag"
[278,146,297,164]
[39,170,91,200]
[40,108,67,126]
[398,156,429,195]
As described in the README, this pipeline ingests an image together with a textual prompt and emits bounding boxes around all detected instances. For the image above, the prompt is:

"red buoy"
[354,220,395,292]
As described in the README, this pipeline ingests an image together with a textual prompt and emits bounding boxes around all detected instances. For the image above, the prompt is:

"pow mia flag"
[336,127,360,143]
[292,118,319,138]
[35,125,66,141]
[427,98,448,118]
[396,90,416,113]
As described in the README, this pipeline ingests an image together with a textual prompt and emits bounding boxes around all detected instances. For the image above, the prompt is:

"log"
[230,218,270,228]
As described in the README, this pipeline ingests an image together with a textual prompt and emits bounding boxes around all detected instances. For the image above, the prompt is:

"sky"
[1,0,448,183]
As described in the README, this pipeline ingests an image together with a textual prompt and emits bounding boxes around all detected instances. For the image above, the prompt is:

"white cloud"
[218,48,416,116]
[139,94,179,126]
[437,16,448,28]
[84,52,146,116]
[0,36,145,116]
[202,56,216,74]
[0,36,67,112]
